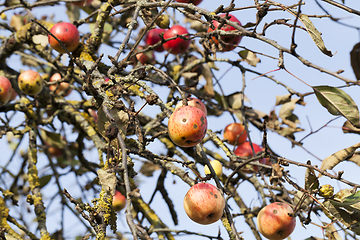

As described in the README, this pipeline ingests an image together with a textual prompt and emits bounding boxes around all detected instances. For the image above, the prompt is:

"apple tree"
[1,0,360,239]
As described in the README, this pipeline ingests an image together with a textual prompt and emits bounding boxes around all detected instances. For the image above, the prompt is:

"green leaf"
[313,86,360,128]
[39,129,66,149]
[39,175,52,188]
[300,14,332,57]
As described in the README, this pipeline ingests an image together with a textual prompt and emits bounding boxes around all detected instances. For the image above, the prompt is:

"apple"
[155,14,170,29]
[204,160,223,177]
[257,202,296,240]
[223,122,247,145]
[48,22,80,54]
[0,76,12,106]
[144,28,166,52]
[88,109,98,123]
[113,190,126,211]
[207,14,242,52]
[175,0,202,5]
[183,182,225,225]
[175,97,207,115]
[163,25,190,55]
[49,73,72,96]
[134,46,155,65]
[18,70,43,96]
[168,105,207,147]
[47,146,62,157]
[234,141,267,173]
[9,87,18,102]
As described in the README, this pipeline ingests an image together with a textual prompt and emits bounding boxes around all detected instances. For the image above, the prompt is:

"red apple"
[207,14,242,52]
[144,28,166,52]
[0,76,12,106]
[234,142,267,173]
[113,190,126,211]
[48,22,80,54]
[49,73,72,96]
[134,46,155,65]
[257,202,296,240]
[175,97,207,115]
[168,105,207,147]
[223,122,247,145]
[163,25,190,55]
[183,182,225,225]
[47,146,62,157]
[18,70,43,96]
[175,0,202,5]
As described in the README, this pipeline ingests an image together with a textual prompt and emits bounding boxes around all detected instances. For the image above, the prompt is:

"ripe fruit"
[163,25,190,55]
[175,97,207,115]
[234,142,267,173]
[223,123,247,145]
[0,76,12,106]
[113,190,126,211]
[184,182,225,225]
[257,202,296,240]
[175,0,202,5]
[49,73,72,96]
[18,70,43,96]
[144,28,166,52]
[207,14,242,52]
[168,105,207,147]
[204,160,223,177]
[48,22,80,54]
[134,46,155,65]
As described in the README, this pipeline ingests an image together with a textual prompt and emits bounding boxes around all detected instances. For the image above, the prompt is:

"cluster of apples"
[223,122,271,173]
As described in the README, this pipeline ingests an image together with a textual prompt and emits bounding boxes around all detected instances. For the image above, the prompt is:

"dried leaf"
[97,169,116,195]
[275,94,291,106]
[323,200,360,235]
[279,101,295,119]
[313,86,360,128]
[348,152,360,166]
[343,120,360,134]
[324,223,342,240]
[350,43,360,80]
[200,63,214,96]
[226,92,249,110]
[238,50,261,67]
[300,14,332,57]
[139,162,161,177]
[305,164,319,190]
[320,143,360,172]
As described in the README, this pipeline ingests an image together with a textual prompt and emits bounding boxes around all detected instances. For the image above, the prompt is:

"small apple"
[88,109,98,123]
[175,97,207,115]
[175,0,202,5]
[183,182,225,225]
[18,70,43,96]
[207,14,242,52]
[155,14,170,29]
[144,28,166,52]
[0,76,12,106]
[47,146,62,157]
[113,190,126,211]
[204,160,223,177]
[163,25,190,55]
[134,46,155,65]
[168,105,207,147]
[234,141,267,173]
[49,73,72,96]
[257,202,296,240]
[223,122,247,145]
[48,22,80,54]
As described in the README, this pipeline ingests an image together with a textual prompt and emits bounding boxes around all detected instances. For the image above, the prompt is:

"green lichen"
[0,196,22,239]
